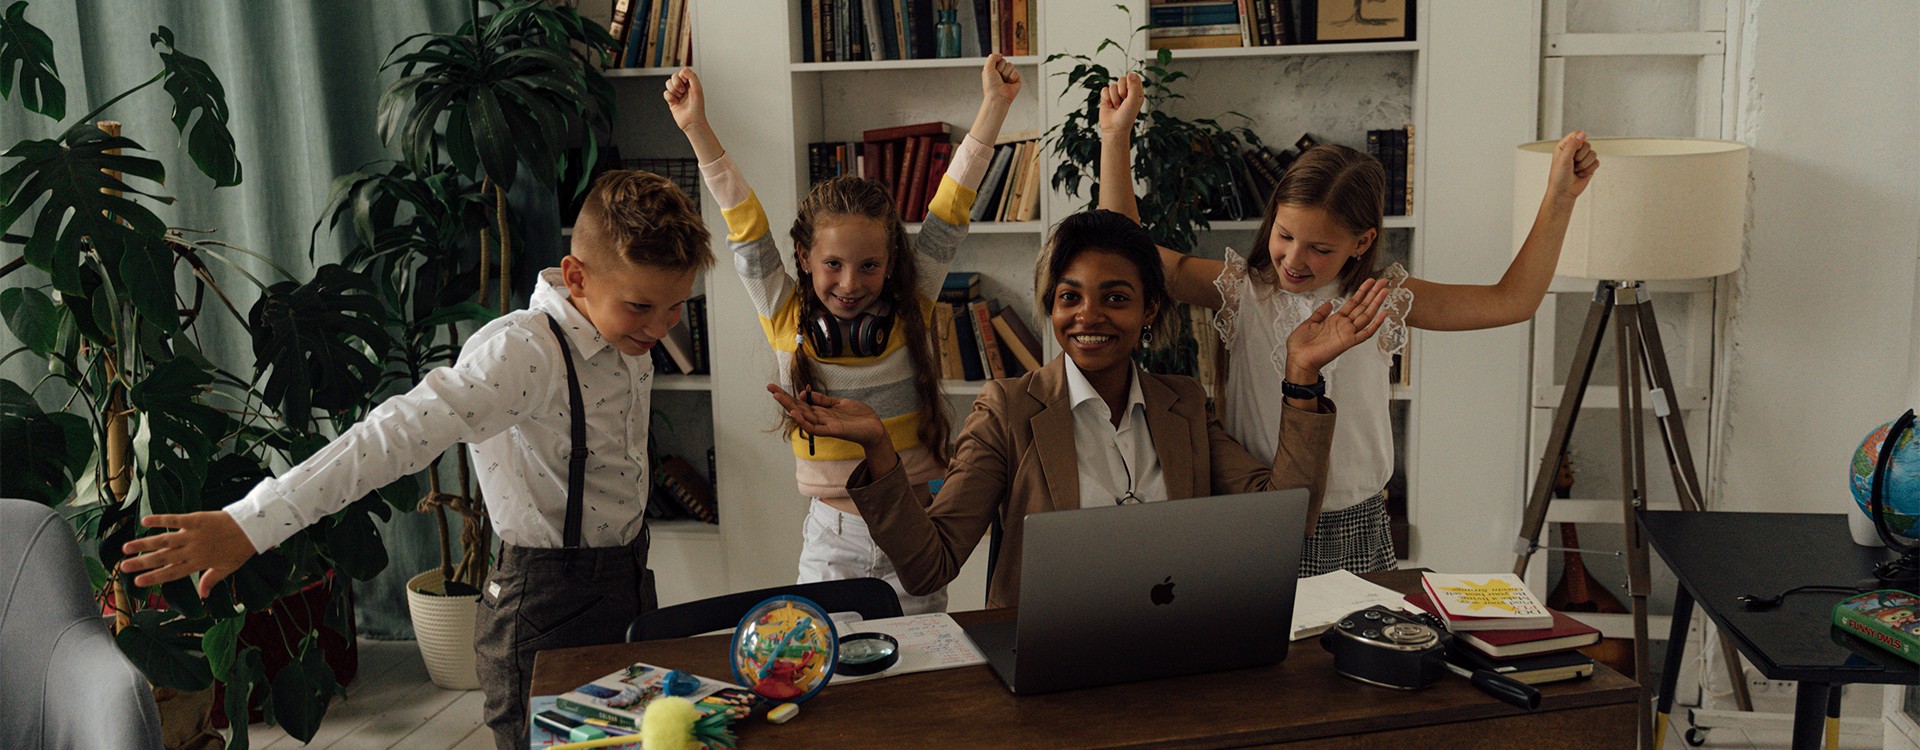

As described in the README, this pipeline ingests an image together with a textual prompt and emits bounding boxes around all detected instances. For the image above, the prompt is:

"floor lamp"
[1506,138,1751,749]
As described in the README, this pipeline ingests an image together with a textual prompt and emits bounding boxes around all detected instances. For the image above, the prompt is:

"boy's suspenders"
[543,315,589,548]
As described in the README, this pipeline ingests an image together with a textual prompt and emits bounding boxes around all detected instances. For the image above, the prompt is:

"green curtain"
[0,0,560,639]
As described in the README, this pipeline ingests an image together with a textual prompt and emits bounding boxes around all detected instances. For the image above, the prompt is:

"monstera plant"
[1,2,394,745]
[361,0,620,603]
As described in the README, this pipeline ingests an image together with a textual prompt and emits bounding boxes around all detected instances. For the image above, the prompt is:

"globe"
[1849,413,1920,540]
[729,595,838,704]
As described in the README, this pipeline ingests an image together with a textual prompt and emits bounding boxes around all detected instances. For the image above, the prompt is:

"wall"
[1711,1,1920,512]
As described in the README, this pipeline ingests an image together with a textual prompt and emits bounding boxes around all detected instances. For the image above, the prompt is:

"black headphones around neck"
[804,302,895,358]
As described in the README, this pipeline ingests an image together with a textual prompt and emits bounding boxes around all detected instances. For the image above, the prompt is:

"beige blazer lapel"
[1140,373,1198,500]
[1025,358,1078,513]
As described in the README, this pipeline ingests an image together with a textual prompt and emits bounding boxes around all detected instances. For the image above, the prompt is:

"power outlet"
[1745,677,1798,695]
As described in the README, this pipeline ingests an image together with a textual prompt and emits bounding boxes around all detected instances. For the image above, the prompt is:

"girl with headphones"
[669,56,1021,613]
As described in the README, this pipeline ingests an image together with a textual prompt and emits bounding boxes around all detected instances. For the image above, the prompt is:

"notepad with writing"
[1419,572,1554,631]
[1406,591,1600,657]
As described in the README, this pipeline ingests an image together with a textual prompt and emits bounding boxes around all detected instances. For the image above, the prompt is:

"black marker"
[805,388,816,456]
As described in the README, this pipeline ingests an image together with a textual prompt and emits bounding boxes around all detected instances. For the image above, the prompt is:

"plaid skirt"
[1298,491,1397,577]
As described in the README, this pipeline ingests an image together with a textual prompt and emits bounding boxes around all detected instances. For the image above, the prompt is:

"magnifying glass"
[836,632,900,676]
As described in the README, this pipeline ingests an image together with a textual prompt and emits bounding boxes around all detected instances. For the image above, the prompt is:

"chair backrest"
[626,577,904,642]
[0,499,163,750]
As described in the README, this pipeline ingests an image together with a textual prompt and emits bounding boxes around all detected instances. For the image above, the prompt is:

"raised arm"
[666,67,725,165]
[669,68,796,320]
[910,55,1024,300]
[1097,72,1227,309]
[1401,131,1598,331]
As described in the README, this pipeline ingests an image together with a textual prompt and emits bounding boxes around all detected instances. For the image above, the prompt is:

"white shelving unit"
[639,0,1552,608]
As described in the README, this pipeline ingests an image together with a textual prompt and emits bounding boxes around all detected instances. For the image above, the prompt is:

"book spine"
[689,297,708,374]
[949,301,984,380]
[968,298,1004,379]
[609,0,635,49]
[1010,0,1030,55]
[938,309,962,379]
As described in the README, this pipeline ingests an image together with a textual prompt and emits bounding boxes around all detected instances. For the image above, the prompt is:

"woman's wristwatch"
[1281,375,1326,400]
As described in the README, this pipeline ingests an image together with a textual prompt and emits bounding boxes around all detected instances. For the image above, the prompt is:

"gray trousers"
[475,534,655,750]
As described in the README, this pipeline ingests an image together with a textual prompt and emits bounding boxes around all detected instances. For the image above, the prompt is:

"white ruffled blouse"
[1212,247,1414,513]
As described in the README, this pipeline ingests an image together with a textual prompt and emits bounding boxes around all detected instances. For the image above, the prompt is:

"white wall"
[1710,1,1920,512]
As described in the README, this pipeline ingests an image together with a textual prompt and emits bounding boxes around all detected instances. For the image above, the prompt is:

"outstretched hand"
[1548,130,1599,201]
[1098,72,1144,140]
[663,67,705,131]
[768,385,888,448]
[982,52,1022,104]
[118,511,256,600]
[1285,277,1393,376]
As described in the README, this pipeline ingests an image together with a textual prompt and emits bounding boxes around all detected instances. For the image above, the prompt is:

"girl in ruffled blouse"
[1096,73,1599,575]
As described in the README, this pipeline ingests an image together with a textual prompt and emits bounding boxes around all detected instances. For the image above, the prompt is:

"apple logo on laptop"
[1150,576,1176,606]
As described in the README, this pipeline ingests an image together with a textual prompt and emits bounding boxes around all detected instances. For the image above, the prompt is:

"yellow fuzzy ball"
[639,696,703,750]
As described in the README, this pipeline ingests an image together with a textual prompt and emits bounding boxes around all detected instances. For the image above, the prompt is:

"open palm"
[768,385,887,446]
[1287,278,1392,372]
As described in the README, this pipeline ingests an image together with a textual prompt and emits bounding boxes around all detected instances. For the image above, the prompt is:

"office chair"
[626,577,903,642]
[0,498,163,750]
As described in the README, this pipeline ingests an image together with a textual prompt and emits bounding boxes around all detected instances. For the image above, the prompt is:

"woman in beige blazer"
[772,211,1390,608]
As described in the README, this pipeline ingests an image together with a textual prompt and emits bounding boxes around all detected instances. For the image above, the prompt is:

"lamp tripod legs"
[1512,281,1750,747]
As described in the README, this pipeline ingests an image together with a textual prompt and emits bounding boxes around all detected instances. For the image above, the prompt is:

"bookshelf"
[621,0,1547,610]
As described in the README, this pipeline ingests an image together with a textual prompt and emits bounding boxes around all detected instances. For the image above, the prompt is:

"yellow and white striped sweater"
[699,138,991,498]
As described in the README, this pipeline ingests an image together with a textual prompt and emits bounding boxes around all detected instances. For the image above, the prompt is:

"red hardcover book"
[1405,592,1601,659]
[893,138,919,215]
[920,141,953,223]
[863,141,882,181]
[905,136,933,222]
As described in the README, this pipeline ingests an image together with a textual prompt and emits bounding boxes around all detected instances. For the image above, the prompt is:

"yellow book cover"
[1419,572,1554,631]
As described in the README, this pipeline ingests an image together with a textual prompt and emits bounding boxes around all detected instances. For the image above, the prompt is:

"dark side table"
[1643,511,1918,750]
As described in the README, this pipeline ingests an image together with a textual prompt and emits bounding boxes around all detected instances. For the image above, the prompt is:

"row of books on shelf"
[936,272,1043,381]
[807,123,1042,223]
[1147,0,1415,51]
[649,295,710,376]
[1365,125,1414,217]
[1204,130,1412,221]
[801,0,1035,63]
[608,0,692,69]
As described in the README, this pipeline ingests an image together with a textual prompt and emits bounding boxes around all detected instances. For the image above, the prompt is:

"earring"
[1141,326,1154,346]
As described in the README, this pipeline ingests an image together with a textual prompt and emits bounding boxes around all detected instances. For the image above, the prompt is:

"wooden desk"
[532,570,1635,748]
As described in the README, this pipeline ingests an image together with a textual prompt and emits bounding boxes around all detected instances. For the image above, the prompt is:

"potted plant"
[326,0,620,688]
[1,2,396,745]
[1044,6,1259,376]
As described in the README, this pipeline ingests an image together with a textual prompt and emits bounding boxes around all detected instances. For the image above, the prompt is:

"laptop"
[962,490,1310,694]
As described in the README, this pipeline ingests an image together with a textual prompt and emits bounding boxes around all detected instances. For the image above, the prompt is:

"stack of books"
[801,0,1035,63]
[808,126,1040,224]
[650,295,709,376]
[1409,572,1602,685]
[936,272,1043,381]
[1365,125,1413,216]
[608,0,693,69]
[1147,0,1301,51]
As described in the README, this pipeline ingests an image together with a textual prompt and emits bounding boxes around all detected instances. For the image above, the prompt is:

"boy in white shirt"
[117,170,714,750]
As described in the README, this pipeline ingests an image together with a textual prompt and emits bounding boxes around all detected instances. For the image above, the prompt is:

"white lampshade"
[1513,137,1749,281]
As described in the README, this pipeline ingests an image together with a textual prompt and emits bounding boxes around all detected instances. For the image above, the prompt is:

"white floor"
[234,638,488,750]
[232,638,1884,749]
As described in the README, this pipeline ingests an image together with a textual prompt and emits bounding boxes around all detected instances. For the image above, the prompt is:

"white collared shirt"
[226,268,655,551]
[1061,357,1169,509]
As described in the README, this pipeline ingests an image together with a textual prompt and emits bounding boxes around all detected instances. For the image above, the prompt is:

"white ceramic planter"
[405,569,480,690]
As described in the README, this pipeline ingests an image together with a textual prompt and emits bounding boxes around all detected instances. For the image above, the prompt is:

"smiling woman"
[767,208,1395,608]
